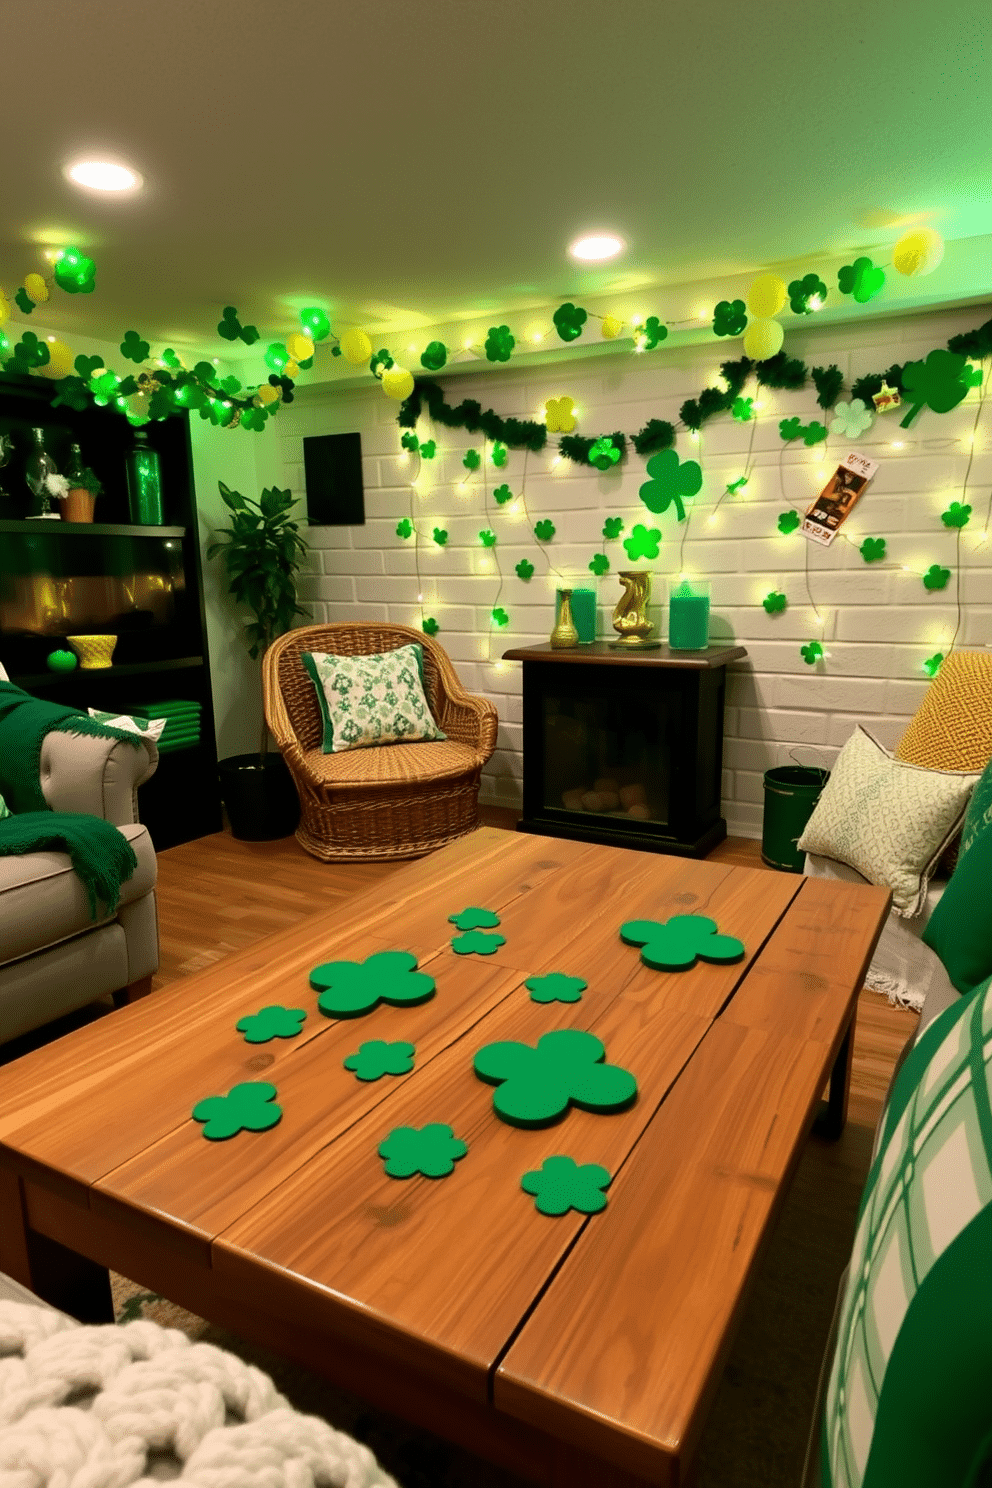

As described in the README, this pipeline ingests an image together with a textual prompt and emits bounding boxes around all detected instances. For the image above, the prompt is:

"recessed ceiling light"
[64,159,142,193]
[569,233,625,262]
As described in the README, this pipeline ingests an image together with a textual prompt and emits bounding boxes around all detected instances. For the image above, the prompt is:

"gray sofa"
[0,729,160,1045]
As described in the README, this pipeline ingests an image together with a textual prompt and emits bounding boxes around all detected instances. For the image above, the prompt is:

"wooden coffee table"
[0,828,889,1487]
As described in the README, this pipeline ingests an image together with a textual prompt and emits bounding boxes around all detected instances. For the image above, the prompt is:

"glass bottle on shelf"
[24,427,60,520]
[125,429,164,524]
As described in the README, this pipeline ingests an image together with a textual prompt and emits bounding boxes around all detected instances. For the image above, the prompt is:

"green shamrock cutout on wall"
[900,350,971,427]
[451,929,506,955]
[494,483,514,505]
[778,510,801,535]
[589,553,610,576]
[924,652,944,678]
[401,431,419,452]
[923,565,951,591]
[344,1040,416,1082]
[89,369,121,405]
[241,407,269,432]
[53,247,97,295]
[369,349,395,377]
[525,972,587,1004]
[516,559,535,580]
[638,449,703,521]
[216,306,258,343]
[479,529,497,547]
[534,519,556,541]
[521,1155,612,1216]
[779,417,827,446]
[602,517,624,539]
[463,449,481,471]
[732,397,753,422]
[380,1124,468,1179]
[120,330,150,364]
[942,502,972,528]
[448,907,501,930]
[623,524,662,560]
[860,537,887,563]
[801,641,824,664]
[620,914,745,971]
[640,316,667,349]
[236,1006,307,1044]
[422,617,440,636]
[9,332,49,371]
[14,287,35,315]
[75,354,105,380]
[396,518,413,539]
[420,340,448,372]
[712,299,748,337]
[192,1082,281,1141]
[419,440,436,459]
[492,442,508,468]
[545,396,576,432]
[779,417,802,441]
[553,302,587,342]
[310,950,436,1018]
[485,326,515,363]
[474,1029,638,1128]
[763,591,787,614]
[837,257,885,304]
[491,607,510,627]
[962,364,983,389]
[432,527,448,545]
[589,437,621,470]
[829,399,873,440]
[788,274,827,314]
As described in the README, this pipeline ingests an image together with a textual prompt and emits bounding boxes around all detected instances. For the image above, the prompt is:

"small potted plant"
[46,464,103,523]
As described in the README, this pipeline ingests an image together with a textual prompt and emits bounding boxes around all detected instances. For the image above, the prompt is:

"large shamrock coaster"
[620,915,745,971]
[638,448,703,522]
[344,1040,416,1082]
[448,907,501,930]
[521,1155,612,1216]
[474,1029,637,1128]
[379,1123,468,1178]
[525,972,587,1004]
[310,950,436,1018]
[192,1082,282,1141]
[236,1005,307,1044]
[451,930,506,956]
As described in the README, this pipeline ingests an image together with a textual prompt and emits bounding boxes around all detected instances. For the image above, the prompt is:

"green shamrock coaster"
[310,951,436,1018]
[236,1006,307,1044]
[448,907,501,930]
[474,1029,637,1128]
[620,915,745,970]
[521,1155,612,1216]
[451,930,506,956]
[379,1123,468,1178]
[525,972,587,1004]
[192,1082,282,1141]
[344,1040,416,1082]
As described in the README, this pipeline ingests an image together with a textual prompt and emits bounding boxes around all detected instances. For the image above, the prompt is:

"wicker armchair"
[263,623,499,862]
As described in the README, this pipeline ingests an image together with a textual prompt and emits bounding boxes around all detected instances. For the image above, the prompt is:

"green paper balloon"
[47,649,78,673]
[420,340,448,372]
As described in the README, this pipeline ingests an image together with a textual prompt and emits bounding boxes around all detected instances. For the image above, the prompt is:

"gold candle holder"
[550,588,579,649]
[609,571,660,649]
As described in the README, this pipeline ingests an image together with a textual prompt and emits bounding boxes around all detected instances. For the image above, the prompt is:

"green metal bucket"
[761,765,830,873]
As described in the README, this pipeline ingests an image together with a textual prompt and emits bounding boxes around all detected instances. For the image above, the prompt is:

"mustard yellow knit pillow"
[896,651,992,772]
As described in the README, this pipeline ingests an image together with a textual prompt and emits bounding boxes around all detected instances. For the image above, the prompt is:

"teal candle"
[668,584,710,650]
[569,588,597,643]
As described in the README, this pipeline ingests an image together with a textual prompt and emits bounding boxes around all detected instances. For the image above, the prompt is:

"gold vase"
[550,589,579,649]
[610,571,659,649]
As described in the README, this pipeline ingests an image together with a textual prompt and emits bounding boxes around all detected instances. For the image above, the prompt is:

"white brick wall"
[270,307,992,837]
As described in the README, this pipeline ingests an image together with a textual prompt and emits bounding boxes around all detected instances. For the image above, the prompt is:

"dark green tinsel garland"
[558,432,627,465]
[811,365,844,409]
[397,379,547,452]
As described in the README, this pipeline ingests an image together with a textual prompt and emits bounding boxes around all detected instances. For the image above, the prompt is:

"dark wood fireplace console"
[502,642,748,857]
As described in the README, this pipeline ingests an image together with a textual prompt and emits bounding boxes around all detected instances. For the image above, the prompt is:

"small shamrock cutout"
[589,437,621,471]
[491,442,508,468]
[240,406,268,432]
[534,519,556,541]
[620,914,744,971]
[639,315,667,350]
[899,350,971,427]
[491,606,510,627]
[802,421,828,446]
[344,1040,416,1082]
[962,364,983,389]
[432,527,448,545]
[380,1124,467,1179]
[732,397,754,422]
[463,449,481,471]
[712,299,748,337]
[75,354,104,380]
[924,652,944,678]
[525,972,587,1004]
[545,396,576,433]
[942,502,972,528]
[778,510,801,534]
[923,564,951,591]
[310,950,436,1018]
[217,306,259,343]
[89,369,121,405]
[638,448,703,521]
[801,641,824,664]
[475,1029,637,1128]
[10,332,50,370]
[479,528,497,547]
[763,591,787,614]
[624,523,662,560]
[369,349,395,377]
[837,257,885,304]
[522,1156,611,1216]
[788,274,827,314]
[420,340,448,372]
[120,330,150,364]
[452,930,506,955]
[516,559,535,580]
[192,1082,281,1141]
[589,553,610,576]
[419,439,436,459]
[780,417,825,445]
[485,326,515,363]
[602,517,624,540]
[422,617,440,635]
[396,518,414,539]
[236,1005,307,1044]
[829,398,873,439]
[860,537,887,563]
[14,287,34,315]
[448,907,501,930]
[401,431,420,452]
[553,302,587,342]
[779,417,803,441]
[493,483,514,505]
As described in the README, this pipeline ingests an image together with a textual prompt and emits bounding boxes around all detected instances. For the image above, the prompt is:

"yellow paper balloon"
[0,291,9,325]
[381,366,415,401]
[340,328,373,366]
[893,227,945,278]
[742,317,785,361]
[283,360,300,379]
[36,339,74,379]
[746,273,787,319]
[285,333,314,362]
[256,383,280,406]
[23,272,49,305]
[601,315,623,339]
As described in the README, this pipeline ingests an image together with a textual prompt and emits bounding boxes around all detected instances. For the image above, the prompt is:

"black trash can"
[218,752,300,841]
[761,765,830,873]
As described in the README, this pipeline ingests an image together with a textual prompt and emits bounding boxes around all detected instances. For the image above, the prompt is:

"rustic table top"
[0,828,889,1484]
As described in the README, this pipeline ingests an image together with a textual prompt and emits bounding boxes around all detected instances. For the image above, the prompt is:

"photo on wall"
[801,451,878,546]
[303,431,365,526]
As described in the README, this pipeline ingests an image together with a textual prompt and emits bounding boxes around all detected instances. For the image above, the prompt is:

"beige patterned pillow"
[797,726,979,916]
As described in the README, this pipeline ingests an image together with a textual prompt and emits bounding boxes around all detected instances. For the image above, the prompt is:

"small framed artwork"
[303,432,365,526]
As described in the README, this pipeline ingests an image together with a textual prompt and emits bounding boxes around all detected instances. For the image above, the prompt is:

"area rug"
[109,1120,872,1488]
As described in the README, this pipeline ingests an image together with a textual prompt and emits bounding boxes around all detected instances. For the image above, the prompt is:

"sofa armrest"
[40,731,158,825]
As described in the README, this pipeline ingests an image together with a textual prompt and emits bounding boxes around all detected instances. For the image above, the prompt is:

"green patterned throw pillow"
[302,643,446,754]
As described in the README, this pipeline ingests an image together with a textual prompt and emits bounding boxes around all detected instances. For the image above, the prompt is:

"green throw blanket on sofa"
[0,681,142,916]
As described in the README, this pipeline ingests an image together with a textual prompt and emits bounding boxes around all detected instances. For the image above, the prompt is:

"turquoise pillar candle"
[569,587,597,643]
[668,579,710,650]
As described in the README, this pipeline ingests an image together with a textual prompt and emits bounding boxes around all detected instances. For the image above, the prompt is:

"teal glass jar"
[126,431,164,524]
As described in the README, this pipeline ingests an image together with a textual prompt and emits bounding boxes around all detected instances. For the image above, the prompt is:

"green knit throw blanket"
[0,680,141,813]
[0,811,138,918]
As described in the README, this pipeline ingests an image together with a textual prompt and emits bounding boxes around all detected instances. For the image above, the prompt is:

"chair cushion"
[895,650,992,772]
[302,739,480,788]
[301,644,446,753]
[0,822,155,966]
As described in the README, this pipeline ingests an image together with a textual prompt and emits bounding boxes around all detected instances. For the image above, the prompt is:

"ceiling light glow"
[65,160,142,193]
[569,234,625,262]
